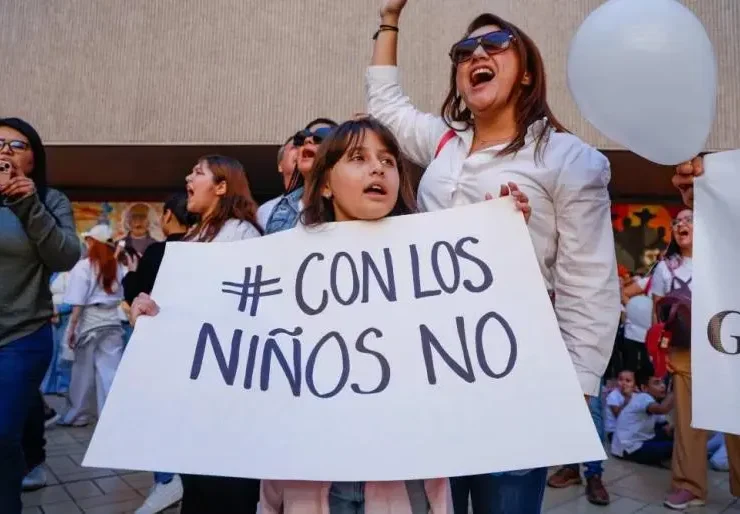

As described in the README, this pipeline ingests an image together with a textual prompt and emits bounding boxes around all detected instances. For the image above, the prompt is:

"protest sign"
[692,150,740,435]
[83,199,605,481]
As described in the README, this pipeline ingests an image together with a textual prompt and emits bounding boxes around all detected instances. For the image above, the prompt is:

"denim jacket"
[264,187,303,235]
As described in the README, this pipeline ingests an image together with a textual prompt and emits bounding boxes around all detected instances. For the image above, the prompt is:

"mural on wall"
[72,202,165,246]
[612,204,683,274]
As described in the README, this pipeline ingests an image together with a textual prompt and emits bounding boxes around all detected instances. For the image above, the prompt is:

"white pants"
[64,327,124,424]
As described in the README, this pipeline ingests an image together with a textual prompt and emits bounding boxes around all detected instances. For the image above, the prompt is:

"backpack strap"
[434,130,456,159]
[644,275,653,295]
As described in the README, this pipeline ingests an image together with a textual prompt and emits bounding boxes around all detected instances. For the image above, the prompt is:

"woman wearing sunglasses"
[366,1,620,512]
[263,118,337,234]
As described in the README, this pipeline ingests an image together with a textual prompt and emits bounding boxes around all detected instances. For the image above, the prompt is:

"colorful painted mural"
[611,204,683,274]
[71,202,165,242]
[69,200,680,276]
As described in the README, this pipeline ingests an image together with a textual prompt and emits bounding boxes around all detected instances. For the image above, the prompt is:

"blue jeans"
[0,325,53,514]
[329,482,365,514]
[154,472,174,485]
[328,481,429,514]
[450,467,548,513]
[564,391,605,479]
[42,313,72,394]
[121,321,134,349]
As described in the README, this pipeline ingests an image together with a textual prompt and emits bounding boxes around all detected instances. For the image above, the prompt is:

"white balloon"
[567,0,717,165]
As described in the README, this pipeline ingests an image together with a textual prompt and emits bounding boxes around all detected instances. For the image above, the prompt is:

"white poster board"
[83,199,605,481]
[692,150,740,435]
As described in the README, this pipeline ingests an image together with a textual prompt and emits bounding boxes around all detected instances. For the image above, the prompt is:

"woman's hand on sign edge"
[130,293,160,326]
[487,182,531,224]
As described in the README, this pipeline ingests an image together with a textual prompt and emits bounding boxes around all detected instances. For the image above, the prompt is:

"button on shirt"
[366,65,620,397]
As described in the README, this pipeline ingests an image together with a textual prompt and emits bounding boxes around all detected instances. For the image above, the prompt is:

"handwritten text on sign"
[197,234,515,397]
[84,200,604,481]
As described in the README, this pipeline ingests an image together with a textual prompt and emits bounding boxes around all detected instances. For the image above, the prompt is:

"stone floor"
[24,398,739,514]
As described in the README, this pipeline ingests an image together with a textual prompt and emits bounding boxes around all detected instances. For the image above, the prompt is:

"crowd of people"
[0,0,735,512]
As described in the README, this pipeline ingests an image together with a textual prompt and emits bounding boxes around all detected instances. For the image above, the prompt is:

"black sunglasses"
[0,138,30,152]
[449,30,514,64]
[292,126,334,147]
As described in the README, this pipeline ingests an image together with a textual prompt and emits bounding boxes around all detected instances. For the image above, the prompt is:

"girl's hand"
[380,0,407,19]
[130,293,160,326]
[486,182,531,224]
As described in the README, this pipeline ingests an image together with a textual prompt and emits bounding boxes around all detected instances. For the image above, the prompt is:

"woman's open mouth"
[300,147,316,161]
[470,66,496,88]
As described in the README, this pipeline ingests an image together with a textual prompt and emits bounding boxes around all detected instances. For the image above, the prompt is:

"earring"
[322,191,333,200]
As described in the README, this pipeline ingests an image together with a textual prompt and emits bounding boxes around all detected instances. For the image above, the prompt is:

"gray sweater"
[0,189,81,347]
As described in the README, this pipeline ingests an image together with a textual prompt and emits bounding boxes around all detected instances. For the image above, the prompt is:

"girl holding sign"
[366,0,620,510]
[132,117,531,513]
[259,117,530,513]
[131,155,262,514]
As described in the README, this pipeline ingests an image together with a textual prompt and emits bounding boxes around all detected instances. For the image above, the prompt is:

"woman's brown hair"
[186,155,261,242]
[441,13,568,162]
[301,117,417,226]
[87,240,118,294]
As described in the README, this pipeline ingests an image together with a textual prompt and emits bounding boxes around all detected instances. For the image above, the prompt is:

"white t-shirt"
[611,392,659,456]
[604,389,625,434]
[257,196,282,229]
[651,258,693,298]
[64,259,126,307]
[623,276,653,343]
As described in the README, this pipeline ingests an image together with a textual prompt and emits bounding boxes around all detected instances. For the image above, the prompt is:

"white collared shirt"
[366,65,620,396]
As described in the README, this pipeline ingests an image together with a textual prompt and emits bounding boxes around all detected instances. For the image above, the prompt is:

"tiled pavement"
[26,398,738,514]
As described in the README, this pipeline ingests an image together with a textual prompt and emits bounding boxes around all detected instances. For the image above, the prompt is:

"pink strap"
[434,130,456,158]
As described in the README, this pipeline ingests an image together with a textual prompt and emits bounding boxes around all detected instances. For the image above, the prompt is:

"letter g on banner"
[707,310,740,355]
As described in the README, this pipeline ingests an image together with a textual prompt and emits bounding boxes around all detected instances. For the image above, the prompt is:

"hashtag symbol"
[221,266,283,316]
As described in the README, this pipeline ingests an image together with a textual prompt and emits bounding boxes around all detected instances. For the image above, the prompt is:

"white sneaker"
[22,466,47,491]
[44,412,61,429]
[135,474,183,514]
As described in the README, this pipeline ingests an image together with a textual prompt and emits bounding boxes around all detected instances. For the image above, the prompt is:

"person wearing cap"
[59,224,127,428]
[0,117,81,512]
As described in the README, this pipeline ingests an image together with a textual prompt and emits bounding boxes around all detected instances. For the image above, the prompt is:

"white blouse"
[208,219,261,243]
[366,65,620,396]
